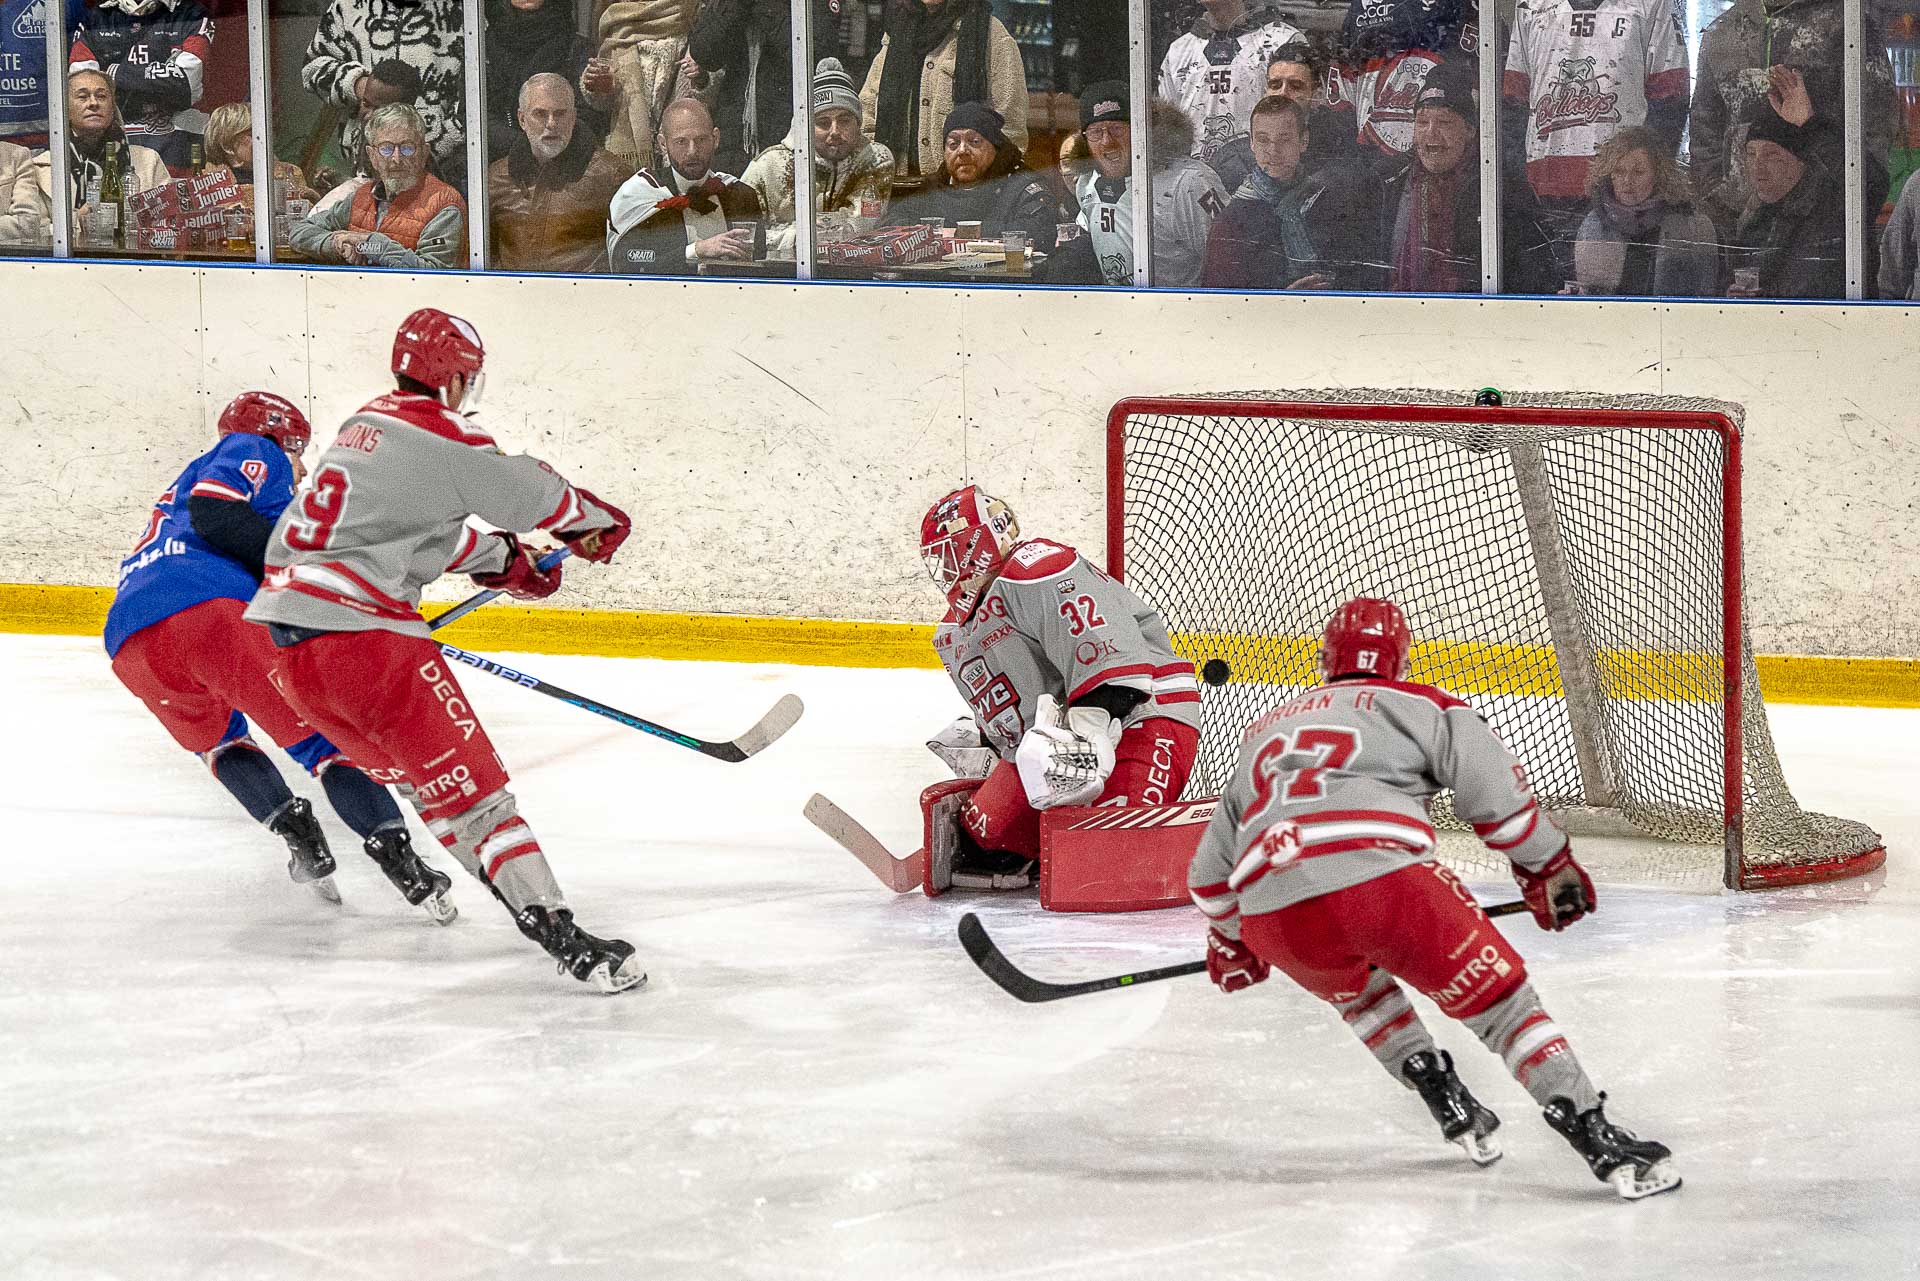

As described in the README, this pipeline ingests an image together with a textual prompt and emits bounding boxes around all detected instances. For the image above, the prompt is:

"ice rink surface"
[3,633,1916,1280]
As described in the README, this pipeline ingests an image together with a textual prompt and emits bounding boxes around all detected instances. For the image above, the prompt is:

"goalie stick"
[958,901,1531,1003]
[439,643,803,762]
[803,794,924,891]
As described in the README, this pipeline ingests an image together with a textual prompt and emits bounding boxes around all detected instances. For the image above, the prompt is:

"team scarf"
[1246,165,1319,270]
[874,0,991,174]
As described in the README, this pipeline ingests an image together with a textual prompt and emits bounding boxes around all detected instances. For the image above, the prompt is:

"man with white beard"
[487,72,630,273]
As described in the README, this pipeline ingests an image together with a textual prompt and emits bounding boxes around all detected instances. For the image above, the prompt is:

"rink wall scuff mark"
[9,583,1919,708]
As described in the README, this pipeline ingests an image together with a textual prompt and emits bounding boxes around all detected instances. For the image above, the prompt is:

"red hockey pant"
[962,717,1199,859]
[112,597,317,754]
[1239,862,1529,1020]
[264,628,509,825]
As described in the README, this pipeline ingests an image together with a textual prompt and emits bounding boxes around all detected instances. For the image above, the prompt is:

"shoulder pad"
[999,539,1080,581]
[1371,678,1472,713]
[362,393,498,450]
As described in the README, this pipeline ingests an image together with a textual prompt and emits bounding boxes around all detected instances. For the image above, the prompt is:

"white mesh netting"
[1112,388,1883,890]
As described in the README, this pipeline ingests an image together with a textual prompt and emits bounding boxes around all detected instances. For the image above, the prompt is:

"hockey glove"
[470,532,563,600]
[1014,695,1119,810]
[1206,928,1269,994]
[559,486,631,564]
[1512,845,1597,931]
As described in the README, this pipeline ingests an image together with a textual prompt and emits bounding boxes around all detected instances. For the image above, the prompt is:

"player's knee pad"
[285,731,347,777]
[201,712,254,765]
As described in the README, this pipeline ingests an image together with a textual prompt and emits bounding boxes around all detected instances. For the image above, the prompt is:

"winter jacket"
[688,0,842,175]
[1728,151,1857,298]
[0,138,49,245]
[740,114,895,258]
[605,163,762,273]
[1688,0,1895,229]
[30,135,170,234]
[303,0,467,174]
[1200,167,1367,289]
[287,173,469,268]
[889,164,1058,252]
[1572,199,1720,296]
[487,131,629,273]
[485,0,606,158]
[1357,151,1559,293]
[858,3,1027,178]
[1877,169,1920,300]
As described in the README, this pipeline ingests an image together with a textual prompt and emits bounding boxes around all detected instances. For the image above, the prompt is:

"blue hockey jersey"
[104,433,296,658]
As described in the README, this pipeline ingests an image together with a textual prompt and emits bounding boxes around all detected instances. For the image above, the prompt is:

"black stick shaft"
[427,546,573,633]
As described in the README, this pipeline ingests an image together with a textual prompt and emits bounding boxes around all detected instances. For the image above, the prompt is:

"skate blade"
[1454,1131,1503,1167]
[307,876,342,905]
[422,891,458,926]
[1610,1160,1682,1200]
[589,954,648,995]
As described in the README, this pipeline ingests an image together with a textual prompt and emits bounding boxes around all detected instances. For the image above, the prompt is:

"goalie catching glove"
[1512,845,1597,931]
[470,532,562,600]
[1014,694,1120,810]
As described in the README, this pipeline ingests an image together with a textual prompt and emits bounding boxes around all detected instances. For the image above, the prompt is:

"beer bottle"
[190,140,205,177]
[100,141,125,250]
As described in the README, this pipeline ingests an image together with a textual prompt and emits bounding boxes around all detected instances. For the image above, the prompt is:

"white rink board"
[1,259,1916,654]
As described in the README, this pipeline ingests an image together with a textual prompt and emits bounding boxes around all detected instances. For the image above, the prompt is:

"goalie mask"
[920,487,1019,613]
[1319,597,1412,682]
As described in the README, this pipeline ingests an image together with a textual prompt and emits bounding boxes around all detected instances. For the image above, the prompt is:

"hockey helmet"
[920,486,1019,611]
[392,307,486,406]
[1319,597,1412,682]
[217,390,311,454]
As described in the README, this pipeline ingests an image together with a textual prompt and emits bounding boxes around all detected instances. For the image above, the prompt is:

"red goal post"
[1103,389,1884,891]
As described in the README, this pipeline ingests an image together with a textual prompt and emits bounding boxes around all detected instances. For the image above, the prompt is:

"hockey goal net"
[1107,389,1884,890]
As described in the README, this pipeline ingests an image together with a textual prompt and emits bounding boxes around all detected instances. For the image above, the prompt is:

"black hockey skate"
[363,828,458,925]
[1543,1093,1681,1200]
[515,906,646,994]
[1402,1050,1502,1166]
[268,797,340,904]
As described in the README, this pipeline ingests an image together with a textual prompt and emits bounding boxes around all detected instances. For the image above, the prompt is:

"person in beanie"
[742,57,896,260]
[1155,0,1302,161]
[1357,63,1556,293]
[860,0,1028,180]
[1042,83,1228,287]
[605,97,763,274]
[1726,110,1857,299]
[889,103,1058,252]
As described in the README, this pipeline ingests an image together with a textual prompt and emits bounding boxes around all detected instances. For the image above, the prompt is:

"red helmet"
[920,486,1020,611]
[1319,597,1412,682]
[392,307,485,403]
[217,391,311,454]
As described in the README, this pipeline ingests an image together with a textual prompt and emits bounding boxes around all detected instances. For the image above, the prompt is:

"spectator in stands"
[68,0,215,171]
[578,0,692,171]
[303,0,467,189]
[889,103,1057,252]
[0,139,51,246]
[606,96,761,273]
[1202,97,1360,289]
[288,103,468,268]
[1209,42,1357,196]
[1156,0,1301,162]
[1877,171,1920,300]
[684,0,841,176]
[1041,86,1227,288]
[486,0,604,161]
[489,72,628,272]
[32,69,170,234]
[1690,0,1894,234]
[860,0,1028,181]
[1568,126,1717,297]
[1725,112,1856,299]
[1360,66,1556,293]
[203,102,319,205]
[742,57,894,260]
[1335,0,1478,161]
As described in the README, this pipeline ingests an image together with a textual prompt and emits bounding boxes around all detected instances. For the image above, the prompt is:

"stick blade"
[803,793,924,892]
[725,693,804,759]
[956,912,1061,1003]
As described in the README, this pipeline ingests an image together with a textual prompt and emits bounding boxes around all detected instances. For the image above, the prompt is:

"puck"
[1201,658,1231,687]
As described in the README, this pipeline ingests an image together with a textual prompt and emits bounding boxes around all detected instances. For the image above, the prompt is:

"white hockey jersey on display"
[1156,6,1304,159]
[1502,0,1689,197]
[1074,163,1228,287]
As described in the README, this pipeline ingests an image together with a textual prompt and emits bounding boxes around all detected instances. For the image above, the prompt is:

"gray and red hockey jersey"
[1156,4,1304,160]
[1328,0,1479,156]
[244,392,621,638]
[1502,0,1688,198]
[1188,677,1568,936]
[933,539,1201,761]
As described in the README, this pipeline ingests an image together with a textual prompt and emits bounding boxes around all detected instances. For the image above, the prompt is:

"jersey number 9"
[284,466,351,552]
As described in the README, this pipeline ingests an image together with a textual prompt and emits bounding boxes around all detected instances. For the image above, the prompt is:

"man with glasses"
[290,103,468,268]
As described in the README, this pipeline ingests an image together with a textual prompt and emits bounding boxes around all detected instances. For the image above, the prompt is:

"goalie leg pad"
[920,778,983,897]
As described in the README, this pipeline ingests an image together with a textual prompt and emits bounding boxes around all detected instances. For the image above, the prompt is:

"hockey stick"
[958,900,1532,1004]
[803,793,925,891]
[427,546,574,632]
[437,643,803,762]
